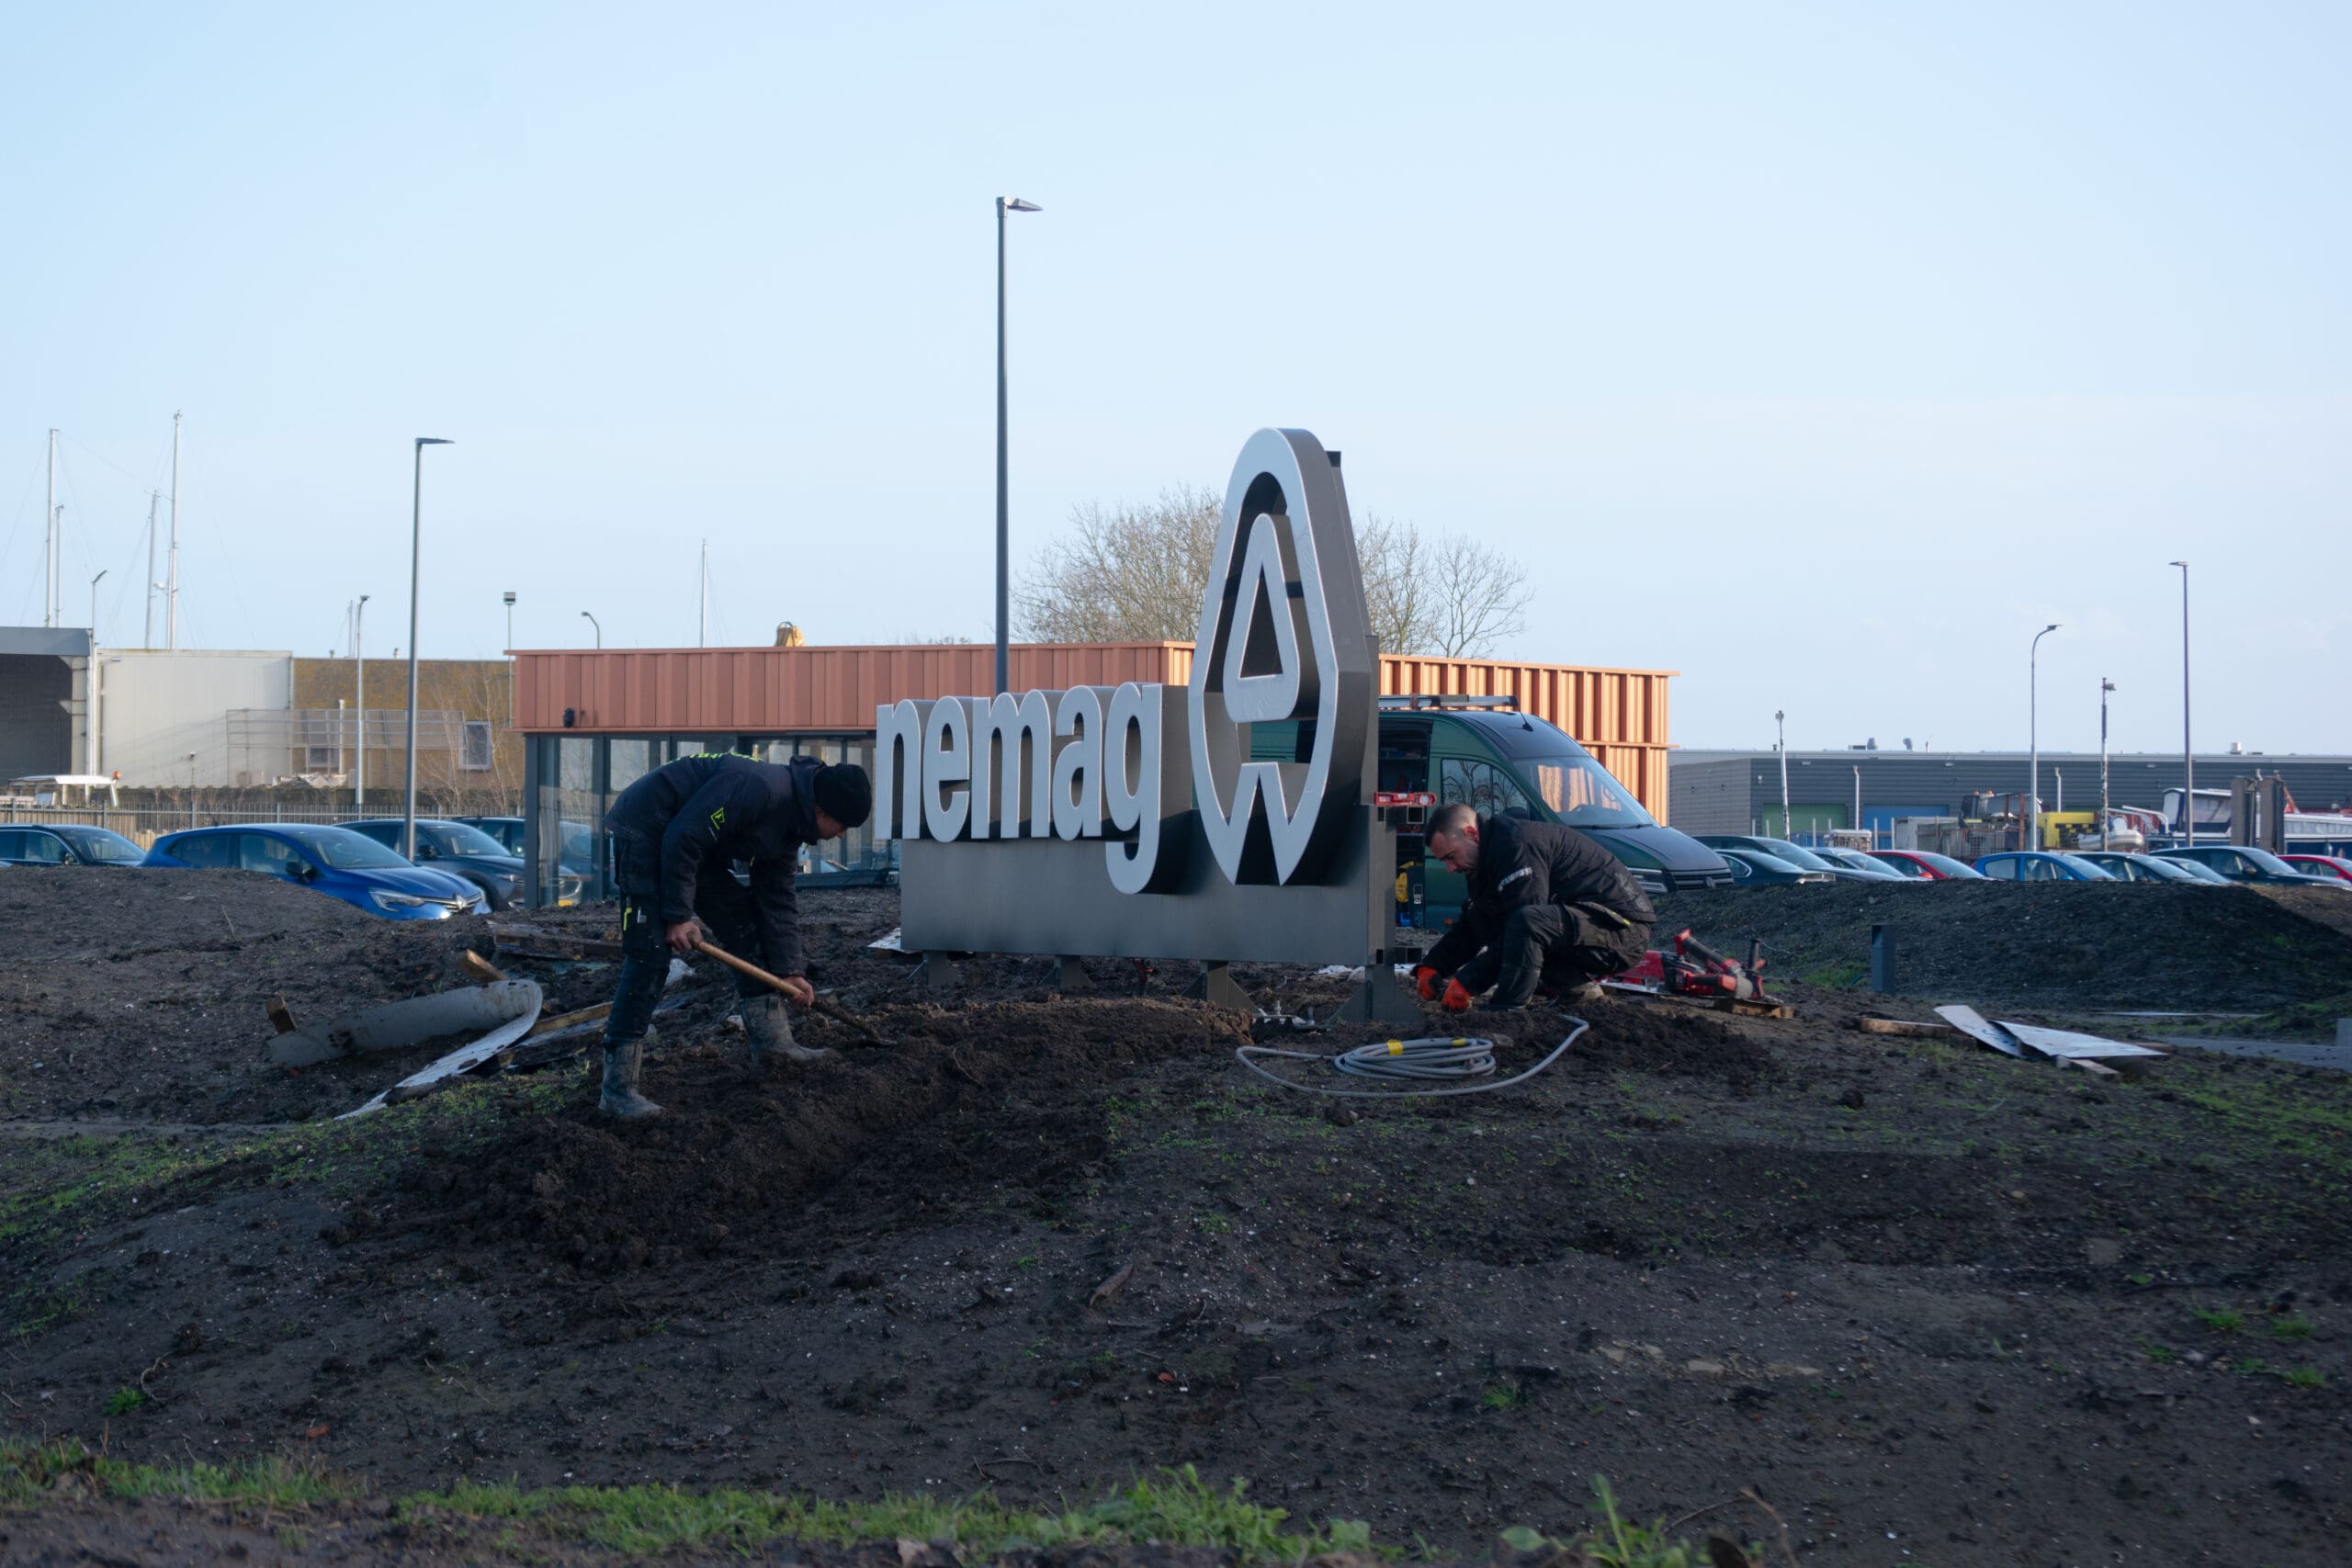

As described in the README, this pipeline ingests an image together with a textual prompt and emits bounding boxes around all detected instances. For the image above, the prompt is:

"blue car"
[1973,851,2118,882]
[145,823,487,920]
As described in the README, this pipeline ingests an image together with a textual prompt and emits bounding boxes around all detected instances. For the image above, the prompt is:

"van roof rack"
[1378,694,1522,712]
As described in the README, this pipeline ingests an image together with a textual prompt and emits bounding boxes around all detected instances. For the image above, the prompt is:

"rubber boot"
[741,993,833,1069]
[598,1041,662,1120]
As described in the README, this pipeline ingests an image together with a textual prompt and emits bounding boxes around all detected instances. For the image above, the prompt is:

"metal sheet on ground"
[271,980,547,1067]
[1995,1021,2167,1061]
[338,979,544,1119]
[1934,1004,2025,1057]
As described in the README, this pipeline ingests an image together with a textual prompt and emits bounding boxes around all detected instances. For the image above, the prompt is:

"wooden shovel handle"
[693,939,803,998]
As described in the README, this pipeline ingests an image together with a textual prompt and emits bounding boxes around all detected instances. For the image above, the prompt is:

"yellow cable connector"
[1387,1040,1404,1055]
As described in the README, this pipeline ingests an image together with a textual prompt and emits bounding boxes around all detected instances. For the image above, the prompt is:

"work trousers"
[604,830,775,1045]
[1458,903,1650,1009]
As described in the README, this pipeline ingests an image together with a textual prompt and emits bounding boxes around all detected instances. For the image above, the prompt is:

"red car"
[2281,854,2352,884]
[1868,849,1989,881]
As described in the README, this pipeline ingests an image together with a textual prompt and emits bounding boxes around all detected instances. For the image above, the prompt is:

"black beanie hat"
[813,762,873,829]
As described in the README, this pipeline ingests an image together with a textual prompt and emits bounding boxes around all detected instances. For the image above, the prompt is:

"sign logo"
[876,428,1375,897]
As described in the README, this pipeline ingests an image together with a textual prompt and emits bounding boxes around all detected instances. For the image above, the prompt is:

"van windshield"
[1521,750,1657,829]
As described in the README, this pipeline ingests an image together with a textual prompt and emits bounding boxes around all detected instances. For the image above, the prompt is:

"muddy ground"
[5,869,2352,1563]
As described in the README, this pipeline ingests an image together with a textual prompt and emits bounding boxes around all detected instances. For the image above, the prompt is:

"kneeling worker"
[598,749,873,1119]
[1413,802,1654,1012]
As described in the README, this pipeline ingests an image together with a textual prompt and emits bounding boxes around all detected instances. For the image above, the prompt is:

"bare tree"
[1356,513,1427,658]
[1014,487,1532,659]
[1012,486,1223,642]
[1427,533,1532,658]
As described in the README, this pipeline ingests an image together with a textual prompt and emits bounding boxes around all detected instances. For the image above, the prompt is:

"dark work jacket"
[1423,813,1656,978]
[605,752,822,976]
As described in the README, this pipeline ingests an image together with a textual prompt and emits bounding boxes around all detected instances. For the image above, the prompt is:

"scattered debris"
[490,921,624,960]
[337,980,546,1118]
[1087,1261,1136,1309]
[271,981,546,1069]
[1858,1016,1957,1037]
[459,951,509,985]
[1934,1004,2026,1058]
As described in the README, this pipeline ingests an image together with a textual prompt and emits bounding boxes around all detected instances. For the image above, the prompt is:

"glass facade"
[523,732,879,906]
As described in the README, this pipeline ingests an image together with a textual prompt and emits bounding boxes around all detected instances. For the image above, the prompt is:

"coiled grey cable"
[1235,1019,1589,1099]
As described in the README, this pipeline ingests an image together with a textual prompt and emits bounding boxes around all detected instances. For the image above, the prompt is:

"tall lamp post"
[2029,623,2060,851]
[1774,709,1790,838]
[581,611,601,649]
[355,594,370,810]
[503,590,518,729]
[403,437,454,862]
[2170,560,2192,844]
[2099,677,2115,845]
[995,194,1042,697]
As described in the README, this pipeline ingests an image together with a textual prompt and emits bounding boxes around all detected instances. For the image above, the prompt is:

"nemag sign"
[876,428,1401,975]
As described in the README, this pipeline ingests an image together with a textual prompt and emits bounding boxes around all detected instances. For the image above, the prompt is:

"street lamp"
[88,570,106,639]
[355,594,370,809]
[581,611,601,649]
[2030,623,2060,851]
[503,590,518,730]
[2099,678,2116,846]
[1774,709,1789,838]
[995,194,1042,697]
[2170,560,2192,844]
[404,437,454,862]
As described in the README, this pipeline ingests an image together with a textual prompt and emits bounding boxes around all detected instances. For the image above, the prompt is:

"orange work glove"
[1442,978,1474,1011]
[1414,965,1442,1001]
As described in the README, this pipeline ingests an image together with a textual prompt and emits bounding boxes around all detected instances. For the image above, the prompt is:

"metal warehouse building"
[1671,748,2352,840]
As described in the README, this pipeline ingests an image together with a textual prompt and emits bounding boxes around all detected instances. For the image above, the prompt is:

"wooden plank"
[2065,1057,2123,1081]
[1715,997,1794,1020]
[1859,1016,1957,1037]
[265,996,298,1035]
[1934,1004,2025,1057]
[459,951,509,986]
[526,1000,613,1037]
[492,930,626,960]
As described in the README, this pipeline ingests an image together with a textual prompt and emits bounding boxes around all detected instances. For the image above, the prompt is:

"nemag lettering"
[874,428,1374,898]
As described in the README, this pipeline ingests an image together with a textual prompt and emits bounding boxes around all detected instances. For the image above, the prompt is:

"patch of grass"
[2139,1339,2177,1364]
[2280,1365,2326,1390]
[0,1442,346,1509]
[102,1386,147,1416]
[1480,1383,1528,1412]
[2192,1305,2245,1334]
[1799,960,1867,990]
[2268,1315,2316,1341]
[1501,1477,1750,1567]
[408,1465,1372,1561]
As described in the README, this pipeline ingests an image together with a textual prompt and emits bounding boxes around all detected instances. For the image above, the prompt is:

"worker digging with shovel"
[598,749,873,1120]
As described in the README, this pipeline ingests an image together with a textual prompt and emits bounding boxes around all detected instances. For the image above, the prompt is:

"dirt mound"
[1564,997,1773,1083]
[1661,879,2352,1008]
[0,867,496,1124]
[384,998,1251,1273]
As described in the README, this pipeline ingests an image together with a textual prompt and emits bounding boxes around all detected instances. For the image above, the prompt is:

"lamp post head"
[416,437,453,448]
[503,591,516,607]
[1003,197,1042,213]
[2102,678,2116,693]
[2044,623,2061,633]
[2169,559,2188,569]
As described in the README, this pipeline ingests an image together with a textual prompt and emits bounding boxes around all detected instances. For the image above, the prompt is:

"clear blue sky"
[4,2,2346,753]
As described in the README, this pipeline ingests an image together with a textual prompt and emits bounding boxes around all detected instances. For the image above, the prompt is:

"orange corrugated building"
[509,642,1674,903]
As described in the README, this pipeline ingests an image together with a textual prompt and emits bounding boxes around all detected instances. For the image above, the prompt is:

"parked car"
[1810,846,1912,880]
[341,818,529,910]
[1867,849,1986,881]
[145,824,486,920]
[1716,846,1833,886]
[1973,852,2118,882]
[2154,844,2350,888]
[2088,860,2211,884]
[0,823,147,866]
[2280,853,2352,885]
[2075,851,2214,884]
[450,815,591,904]
[1696,834,1894,882]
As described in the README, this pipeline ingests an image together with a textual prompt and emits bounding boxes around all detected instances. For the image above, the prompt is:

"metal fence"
[3,804,458,852]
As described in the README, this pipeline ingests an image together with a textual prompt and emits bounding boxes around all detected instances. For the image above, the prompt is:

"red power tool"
[1614,929,1770,1001]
